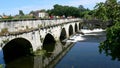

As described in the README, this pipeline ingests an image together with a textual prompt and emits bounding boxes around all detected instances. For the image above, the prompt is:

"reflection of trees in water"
[99,40,120,61]
[99,23,120,61]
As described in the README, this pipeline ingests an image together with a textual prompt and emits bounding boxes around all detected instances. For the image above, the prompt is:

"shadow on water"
[43,43,55,58]
[4,42,56,68]
[99,40,120,61]
[5,56,34,68]
[97,28,120,61]
[3,41,73,68]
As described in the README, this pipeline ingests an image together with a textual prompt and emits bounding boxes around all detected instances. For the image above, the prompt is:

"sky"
[0,0,118,16]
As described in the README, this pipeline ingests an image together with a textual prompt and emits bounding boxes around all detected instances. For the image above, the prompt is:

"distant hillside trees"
[47,4,91,18]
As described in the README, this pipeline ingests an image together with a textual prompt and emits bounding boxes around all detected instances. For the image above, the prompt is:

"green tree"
[47,4,90,18]
[78,5,85,11]
[47,4,81,17]
[94,0,119,23]
[19,10,24,16]
[98,0,120,60]
[94,2,108,21]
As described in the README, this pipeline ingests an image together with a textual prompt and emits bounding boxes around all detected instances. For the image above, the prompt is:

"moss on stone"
[34,49,46,56]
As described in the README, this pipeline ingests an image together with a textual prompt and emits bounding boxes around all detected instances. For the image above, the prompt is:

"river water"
[0,29,120,68]
[55,29,120,68]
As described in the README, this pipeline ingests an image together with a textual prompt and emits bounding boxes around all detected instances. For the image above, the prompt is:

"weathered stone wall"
[0,18,81,32]
[0,18,82,52]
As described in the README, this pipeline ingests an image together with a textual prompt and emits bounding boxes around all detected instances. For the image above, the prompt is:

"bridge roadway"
[0,18,82,63]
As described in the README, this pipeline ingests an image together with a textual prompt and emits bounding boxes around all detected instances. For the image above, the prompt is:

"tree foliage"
[100,22,120,60]
[94,2,108,21]
[94,0,120,23]
[97,0,120,60]
[47,4,90,18]
[19,10,24,16]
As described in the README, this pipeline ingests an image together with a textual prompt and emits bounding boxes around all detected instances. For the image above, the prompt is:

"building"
[30,10,48,18]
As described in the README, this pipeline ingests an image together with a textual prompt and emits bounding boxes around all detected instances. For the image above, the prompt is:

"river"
[55,29,120,68]
[0,29,120,68]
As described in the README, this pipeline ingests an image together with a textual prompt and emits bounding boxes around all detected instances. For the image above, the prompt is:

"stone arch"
[43,33,55,45]
[60,28,67,41]
[3,38,33,63]
[75,23,78,32]
[42,33,56,57]
[69,25,73,36]
[59,28,67,45]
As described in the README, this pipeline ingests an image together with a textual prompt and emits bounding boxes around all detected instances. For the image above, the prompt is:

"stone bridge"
[0,18,82,62]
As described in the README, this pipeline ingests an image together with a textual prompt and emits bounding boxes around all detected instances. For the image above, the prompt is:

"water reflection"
[42,42,55,57]
[99,40,120,61]
[0,29,109,68]
[2,41,73,68]
[5,56,34,68]
[56,29,120,68]
[0,49,5,68]
[41,41,73,68]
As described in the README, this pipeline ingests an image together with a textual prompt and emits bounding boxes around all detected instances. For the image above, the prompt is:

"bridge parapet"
[0,18,82,35]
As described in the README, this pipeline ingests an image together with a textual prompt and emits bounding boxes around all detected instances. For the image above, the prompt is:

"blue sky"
[0,0,118,15]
